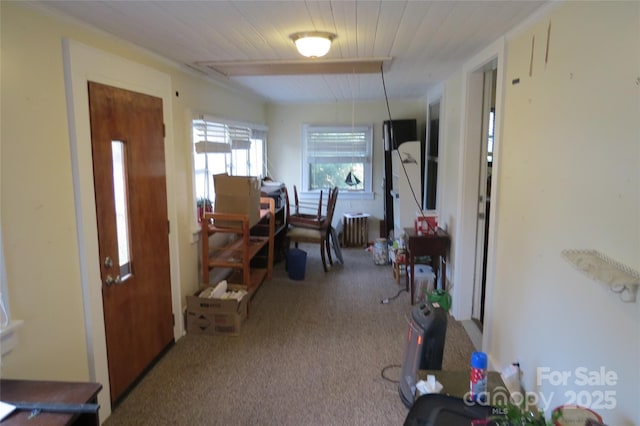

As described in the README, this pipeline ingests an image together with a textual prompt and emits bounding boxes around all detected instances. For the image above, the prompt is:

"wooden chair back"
[293,185,323,219]
[288,185,327,229]
[323,186,339,232]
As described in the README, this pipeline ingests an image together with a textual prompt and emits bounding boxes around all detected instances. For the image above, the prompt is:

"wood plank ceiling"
[37,1,546,103]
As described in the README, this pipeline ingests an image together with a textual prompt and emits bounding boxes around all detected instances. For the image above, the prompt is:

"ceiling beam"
[195,58,392,76]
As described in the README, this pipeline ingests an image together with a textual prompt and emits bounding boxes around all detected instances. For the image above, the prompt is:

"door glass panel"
[112,141,132,278]
[487,109,495,163]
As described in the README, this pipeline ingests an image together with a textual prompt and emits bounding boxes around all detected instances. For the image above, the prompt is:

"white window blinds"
[194,120,230,153]
[304,125,371,164]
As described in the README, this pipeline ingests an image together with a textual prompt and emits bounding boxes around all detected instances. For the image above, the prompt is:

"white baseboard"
[461,319,483,351]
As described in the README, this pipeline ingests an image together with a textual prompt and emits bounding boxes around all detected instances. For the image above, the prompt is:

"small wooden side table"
[404,227,451,304]
[0,379,102,425]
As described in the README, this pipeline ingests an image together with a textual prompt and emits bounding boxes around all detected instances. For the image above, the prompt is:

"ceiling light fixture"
[290,31,336,58]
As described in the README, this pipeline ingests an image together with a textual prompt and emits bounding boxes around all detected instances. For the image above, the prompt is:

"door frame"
[471,68,496,323]
[451,37,505,354]
[424,84,444,212]
[63,40,183,417]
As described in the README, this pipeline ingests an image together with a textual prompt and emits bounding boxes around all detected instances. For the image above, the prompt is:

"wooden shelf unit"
[258,184,287,264]
[201,197,275,296]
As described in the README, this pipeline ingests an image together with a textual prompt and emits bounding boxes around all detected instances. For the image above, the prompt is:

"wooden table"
[0,379,102,425]
[404,227,451,304]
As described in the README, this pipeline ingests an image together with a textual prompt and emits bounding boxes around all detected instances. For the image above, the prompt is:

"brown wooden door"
[88,82,174,403]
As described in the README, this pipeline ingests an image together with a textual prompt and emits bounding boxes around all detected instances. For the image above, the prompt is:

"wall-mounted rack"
[562,249,640,302]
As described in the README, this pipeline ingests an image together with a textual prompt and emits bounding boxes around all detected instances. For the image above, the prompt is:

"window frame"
[301,123,374,200]
[191,115,267,230]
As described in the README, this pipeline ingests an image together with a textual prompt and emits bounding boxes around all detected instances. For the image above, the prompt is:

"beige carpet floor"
[104,244,475,425]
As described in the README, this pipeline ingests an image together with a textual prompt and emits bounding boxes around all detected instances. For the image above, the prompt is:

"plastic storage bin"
[373,238,389,265]
[409,264,435,304]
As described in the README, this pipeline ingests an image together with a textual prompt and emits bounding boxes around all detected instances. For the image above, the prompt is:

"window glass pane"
[487,110,495,163]
[302,124,372,193]
[194,153,228,202]
[111,141,132,276]
[248,137,264,177]
[231,149,248,176]
[310,162,364,191]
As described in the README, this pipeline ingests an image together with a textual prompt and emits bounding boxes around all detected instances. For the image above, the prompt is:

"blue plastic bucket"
[287,249,307,280]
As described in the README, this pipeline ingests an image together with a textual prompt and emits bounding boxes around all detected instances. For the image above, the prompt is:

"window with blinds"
[192,117,266,219]
[302,124,373,196]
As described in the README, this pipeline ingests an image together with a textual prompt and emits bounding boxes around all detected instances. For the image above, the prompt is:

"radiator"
[342,213,370,247]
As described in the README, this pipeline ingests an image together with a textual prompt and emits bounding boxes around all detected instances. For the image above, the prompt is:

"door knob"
[105,274,122,286]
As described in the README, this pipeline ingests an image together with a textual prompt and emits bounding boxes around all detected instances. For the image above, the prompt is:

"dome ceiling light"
[290,31,336,58]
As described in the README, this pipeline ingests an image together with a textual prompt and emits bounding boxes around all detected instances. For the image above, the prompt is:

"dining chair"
[286,186,339,272]
[286,185,325,229]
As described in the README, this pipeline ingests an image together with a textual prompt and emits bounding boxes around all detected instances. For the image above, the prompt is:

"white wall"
[478,2,638,424]
[439,72,464,287]
[266,100,426,241]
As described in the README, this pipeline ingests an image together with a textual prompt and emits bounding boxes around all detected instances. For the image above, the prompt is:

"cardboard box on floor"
[186,284,249,336]
[213,174,261,228]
